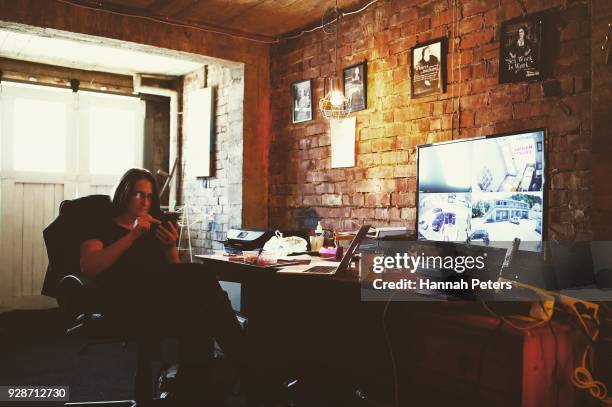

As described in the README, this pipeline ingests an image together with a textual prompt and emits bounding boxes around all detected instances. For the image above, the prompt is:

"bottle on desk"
[311,221,325,252]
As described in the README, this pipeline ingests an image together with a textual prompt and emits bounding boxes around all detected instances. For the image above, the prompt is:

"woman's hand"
[155,221,179,248]
[132,214,161,234]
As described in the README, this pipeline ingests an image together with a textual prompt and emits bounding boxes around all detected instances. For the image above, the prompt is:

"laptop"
[276,225,371,275]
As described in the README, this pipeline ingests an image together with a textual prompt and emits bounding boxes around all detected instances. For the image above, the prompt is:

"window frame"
[0,82,144,188]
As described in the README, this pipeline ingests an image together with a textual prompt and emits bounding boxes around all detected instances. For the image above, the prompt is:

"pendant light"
[319,1,350,120]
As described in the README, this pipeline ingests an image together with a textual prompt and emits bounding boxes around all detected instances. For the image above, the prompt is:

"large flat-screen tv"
[417,129,545,251]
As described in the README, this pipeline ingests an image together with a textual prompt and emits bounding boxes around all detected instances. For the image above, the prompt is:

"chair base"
[65,401,136,406]
[65,399,172,406]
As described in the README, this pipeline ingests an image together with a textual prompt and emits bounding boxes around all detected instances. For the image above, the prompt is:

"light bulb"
[330,89,344,107]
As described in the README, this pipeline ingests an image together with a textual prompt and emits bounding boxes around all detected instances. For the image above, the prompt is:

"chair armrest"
[59,273,94,288]
[57,274,99,328]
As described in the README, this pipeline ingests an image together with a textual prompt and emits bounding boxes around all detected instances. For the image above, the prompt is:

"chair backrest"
[42,195,113,298]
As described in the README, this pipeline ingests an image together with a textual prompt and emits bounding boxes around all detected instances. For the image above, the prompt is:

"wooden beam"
[0,57,135,94]
[149,0,200,17]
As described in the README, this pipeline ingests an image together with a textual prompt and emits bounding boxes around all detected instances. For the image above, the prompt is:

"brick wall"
[591,0,612,240]
[181,65,245,255]
[269,0,593,240]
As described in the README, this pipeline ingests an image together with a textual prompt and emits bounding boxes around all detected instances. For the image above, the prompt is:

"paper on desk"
[330,117,356,168]
[276,254,312,265]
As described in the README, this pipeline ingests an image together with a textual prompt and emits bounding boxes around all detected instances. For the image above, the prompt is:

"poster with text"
[411,38,447,97]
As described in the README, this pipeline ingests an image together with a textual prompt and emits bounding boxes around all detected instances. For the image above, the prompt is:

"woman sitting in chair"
[79,168,256,404]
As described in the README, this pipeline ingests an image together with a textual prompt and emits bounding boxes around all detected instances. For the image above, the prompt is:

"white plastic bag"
[262,230,308,256]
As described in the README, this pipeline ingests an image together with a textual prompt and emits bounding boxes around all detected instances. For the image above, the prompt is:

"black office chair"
[41,195,169,406]
[41,194,222,406]
[43,194,301,406]
[58,274,163,406]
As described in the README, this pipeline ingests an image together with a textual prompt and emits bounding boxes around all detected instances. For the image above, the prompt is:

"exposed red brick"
[459,110,475,127]
[417,17,431,32]
[463,0,499,18]
[269,0,592,237]
[366,165,395,178]
[322,194,342,206]
[365,193,391,207]
[460,15,484,35]
[514,101,555,119]
[315,183,335,194]
[574,151,592,170]
[431,9,453,28]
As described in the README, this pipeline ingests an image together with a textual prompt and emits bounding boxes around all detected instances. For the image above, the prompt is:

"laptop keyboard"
[303,266,336,273]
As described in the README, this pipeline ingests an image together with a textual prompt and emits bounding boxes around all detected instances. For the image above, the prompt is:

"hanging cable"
[54,0,382,44]
[343,0,380,17]
[54,0,278,44]
[450,0,457,140]
[380,289,400,407]
[456,0,463,138]
[282,0,381,41]
[572,344,610,402]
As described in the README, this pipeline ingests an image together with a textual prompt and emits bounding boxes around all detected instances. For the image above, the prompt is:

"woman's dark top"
[81,219,241,357]
[84,218,169,289]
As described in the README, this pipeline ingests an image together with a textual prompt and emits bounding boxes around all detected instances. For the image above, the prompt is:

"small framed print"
[410,37,447,98]
[499,13,545,83]
[291,79,313,124]
[342,61,367,112]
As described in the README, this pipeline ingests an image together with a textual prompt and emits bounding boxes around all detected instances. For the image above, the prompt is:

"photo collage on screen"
[417,131,545,251]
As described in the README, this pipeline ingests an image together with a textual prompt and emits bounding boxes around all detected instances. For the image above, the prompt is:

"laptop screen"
[336,225,371,273]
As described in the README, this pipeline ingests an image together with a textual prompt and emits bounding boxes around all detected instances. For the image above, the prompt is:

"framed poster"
[411,37,447,98]
[342,61,367,112]
[499,13,545,83]
[291,79,313,123]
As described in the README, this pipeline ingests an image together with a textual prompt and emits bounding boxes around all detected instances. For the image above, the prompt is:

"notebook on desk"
[276,225,371,275]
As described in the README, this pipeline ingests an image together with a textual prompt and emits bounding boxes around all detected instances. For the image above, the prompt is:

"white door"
[0,82,144,308]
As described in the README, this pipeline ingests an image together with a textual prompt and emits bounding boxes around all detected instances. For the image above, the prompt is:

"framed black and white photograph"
[343,61,367,112]
[411,37,447,98]
[499,13,544,83]
[291,79,312,123]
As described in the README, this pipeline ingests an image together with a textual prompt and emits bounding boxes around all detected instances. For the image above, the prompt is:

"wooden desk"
[195,254,592,407]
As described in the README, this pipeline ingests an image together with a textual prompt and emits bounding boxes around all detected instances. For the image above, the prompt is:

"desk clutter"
[215,224,373,276]
[223,228,310,254]
[227,252,312,267]
[223,226,342,261]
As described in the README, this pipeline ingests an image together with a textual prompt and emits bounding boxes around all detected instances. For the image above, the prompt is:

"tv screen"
[417,129,545,251]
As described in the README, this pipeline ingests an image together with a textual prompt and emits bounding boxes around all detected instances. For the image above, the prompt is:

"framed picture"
[410,37,447,98]
[342,61,367,112]
[291,79,312,123]
[499,13,545,83]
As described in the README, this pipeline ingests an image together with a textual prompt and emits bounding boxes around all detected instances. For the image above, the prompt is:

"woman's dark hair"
[112,168,162,217]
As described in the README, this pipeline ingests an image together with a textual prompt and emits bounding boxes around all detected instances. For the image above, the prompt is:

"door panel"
[0,82,144,308]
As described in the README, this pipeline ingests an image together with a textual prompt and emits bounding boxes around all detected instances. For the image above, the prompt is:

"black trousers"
[95,263,246,367]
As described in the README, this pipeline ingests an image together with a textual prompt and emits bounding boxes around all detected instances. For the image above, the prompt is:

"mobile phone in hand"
[151,212,180,233]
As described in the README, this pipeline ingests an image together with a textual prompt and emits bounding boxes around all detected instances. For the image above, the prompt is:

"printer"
[223,228,310,254]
